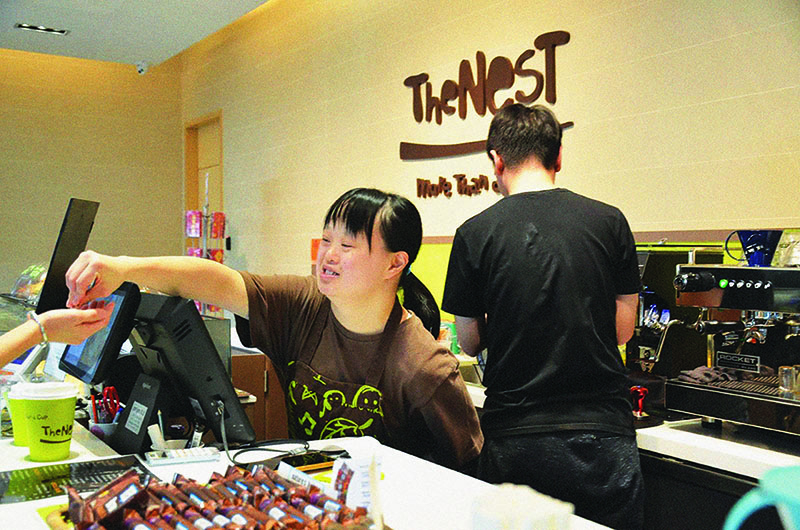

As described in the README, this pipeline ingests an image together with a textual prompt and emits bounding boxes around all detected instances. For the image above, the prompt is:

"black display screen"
[59,282,140,385]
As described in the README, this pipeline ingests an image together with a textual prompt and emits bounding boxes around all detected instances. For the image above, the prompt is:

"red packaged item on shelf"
[209,471,226,482]
[209,248,224,263]
[143,496,177,530]
[211,212,226,239]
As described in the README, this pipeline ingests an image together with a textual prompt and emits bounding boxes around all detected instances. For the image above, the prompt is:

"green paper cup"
[15,382,78,462]
[6,383,40,447]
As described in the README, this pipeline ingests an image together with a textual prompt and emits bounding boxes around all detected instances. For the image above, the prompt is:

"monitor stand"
[108,372,164,455]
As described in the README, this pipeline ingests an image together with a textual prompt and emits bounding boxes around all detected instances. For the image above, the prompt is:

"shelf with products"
[184,177,227,318]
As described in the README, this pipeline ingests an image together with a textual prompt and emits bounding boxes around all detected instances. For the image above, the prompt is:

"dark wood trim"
[421,235,455,244]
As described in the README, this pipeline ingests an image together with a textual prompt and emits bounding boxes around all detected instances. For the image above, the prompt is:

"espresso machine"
[627,247,723,379]
[666,264,800,435]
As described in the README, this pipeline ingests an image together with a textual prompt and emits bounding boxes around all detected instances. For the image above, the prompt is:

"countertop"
[456,355,800,482]
[0,423,121,528]
[0,427,607,529]
[636,417,800,479]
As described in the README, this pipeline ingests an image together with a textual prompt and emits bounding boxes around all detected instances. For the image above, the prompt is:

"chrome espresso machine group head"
[667,264,800,435]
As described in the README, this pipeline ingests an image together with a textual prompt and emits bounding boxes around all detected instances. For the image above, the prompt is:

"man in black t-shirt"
[442,104,643,530]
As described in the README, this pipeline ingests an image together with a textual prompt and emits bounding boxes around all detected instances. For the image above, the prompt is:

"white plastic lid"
[8,381,77,400]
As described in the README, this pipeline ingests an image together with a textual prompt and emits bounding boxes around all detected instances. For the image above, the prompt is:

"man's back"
[446,103,645,529]
[443,188,640,436]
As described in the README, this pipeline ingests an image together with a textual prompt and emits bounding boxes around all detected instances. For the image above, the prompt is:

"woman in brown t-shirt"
[65,188,483,470]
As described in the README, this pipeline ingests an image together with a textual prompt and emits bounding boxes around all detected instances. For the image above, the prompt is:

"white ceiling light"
[1,2,270,66]
[14,23,70,36]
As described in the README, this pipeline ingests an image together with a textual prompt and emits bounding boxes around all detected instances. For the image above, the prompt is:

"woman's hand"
[66,251,126,308]
[40,301,115,344]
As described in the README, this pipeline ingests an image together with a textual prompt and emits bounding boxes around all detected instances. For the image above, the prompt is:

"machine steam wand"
[689,310,774,351]
[651,319,686,366]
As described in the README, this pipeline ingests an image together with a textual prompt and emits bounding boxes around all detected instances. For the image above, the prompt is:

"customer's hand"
[66,251,125,307]
[40,301,115,344]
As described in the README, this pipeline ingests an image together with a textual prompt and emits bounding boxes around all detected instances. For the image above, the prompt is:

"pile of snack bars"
[66,464,376,529]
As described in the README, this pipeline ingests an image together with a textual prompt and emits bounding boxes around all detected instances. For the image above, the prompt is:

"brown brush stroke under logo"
[400,121,573,160]
[400,140,486,161]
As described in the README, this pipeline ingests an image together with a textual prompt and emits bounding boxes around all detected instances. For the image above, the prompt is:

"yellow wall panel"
[0,49,183,289]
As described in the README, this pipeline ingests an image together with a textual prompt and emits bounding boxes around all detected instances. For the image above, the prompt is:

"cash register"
[57,283,255,454]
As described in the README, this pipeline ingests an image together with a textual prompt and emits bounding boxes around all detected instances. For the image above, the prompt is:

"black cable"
[213,399,312,467]
[229,440,311,468]
[214,400,235,464]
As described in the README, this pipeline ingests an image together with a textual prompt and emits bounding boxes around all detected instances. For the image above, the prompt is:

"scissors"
[101,386,120,421]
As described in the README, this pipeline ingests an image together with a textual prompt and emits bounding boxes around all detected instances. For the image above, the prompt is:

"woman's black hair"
[324,188,441,338]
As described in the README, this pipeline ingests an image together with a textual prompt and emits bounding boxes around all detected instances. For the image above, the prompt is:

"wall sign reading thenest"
[400,30,573,199]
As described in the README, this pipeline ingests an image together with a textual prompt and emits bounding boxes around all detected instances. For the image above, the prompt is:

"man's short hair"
[486,103,562,170]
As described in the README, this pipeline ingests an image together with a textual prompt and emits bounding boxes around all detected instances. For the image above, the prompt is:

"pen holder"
[89,420,118,441]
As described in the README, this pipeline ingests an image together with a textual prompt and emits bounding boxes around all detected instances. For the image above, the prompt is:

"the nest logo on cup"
[38,420,74,440]
[9,382,78,462]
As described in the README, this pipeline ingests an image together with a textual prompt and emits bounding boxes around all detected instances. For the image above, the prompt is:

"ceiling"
[0,0,270,70]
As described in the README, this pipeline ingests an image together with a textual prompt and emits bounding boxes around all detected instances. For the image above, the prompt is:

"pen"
[158,409,164,438]
[91,394,99,423]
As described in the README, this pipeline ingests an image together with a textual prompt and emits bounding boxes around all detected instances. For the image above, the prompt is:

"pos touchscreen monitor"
[36,198,100,314]
[127,292,255,445]
[59,282,140,385]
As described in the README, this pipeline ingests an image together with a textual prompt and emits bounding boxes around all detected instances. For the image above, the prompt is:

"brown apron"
[285,301,402,442]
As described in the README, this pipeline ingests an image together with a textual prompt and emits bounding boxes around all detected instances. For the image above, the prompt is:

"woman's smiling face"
[315,218,393,303]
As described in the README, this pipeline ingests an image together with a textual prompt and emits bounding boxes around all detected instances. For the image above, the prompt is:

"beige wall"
[0,49,183,290]
[178,0,800,277]
[2,0,798,289]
